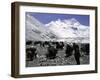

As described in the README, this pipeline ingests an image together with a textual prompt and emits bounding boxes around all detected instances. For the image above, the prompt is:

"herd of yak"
[26,41,89,65]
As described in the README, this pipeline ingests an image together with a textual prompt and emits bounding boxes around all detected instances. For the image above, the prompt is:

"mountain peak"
[26,14,89,43]
[45,18,89,40]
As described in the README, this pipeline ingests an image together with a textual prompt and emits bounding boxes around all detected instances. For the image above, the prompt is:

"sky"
[26,12,90,26]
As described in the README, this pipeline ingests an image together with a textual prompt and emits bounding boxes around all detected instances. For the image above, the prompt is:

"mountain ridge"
[26,14,89,43]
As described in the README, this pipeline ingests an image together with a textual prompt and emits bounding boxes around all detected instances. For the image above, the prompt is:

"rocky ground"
[26,49,89,67]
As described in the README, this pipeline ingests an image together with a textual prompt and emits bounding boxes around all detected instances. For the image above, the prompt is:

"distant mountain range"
[26,14,89,43]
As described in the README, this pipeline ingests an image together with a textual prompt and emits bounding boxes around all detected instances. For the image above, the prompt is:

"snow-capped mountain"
[45,18,89,38]
[26,14,89,43]
[26,14,58,41]
[45,18,89,43]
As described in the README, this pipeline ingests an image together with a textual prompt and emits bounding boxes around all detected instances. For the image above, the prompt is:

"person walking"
[73,43,80,65]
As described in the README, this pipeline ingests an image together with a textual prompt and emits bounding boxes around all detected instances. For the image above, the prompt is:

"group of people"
[26,41,89,65]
